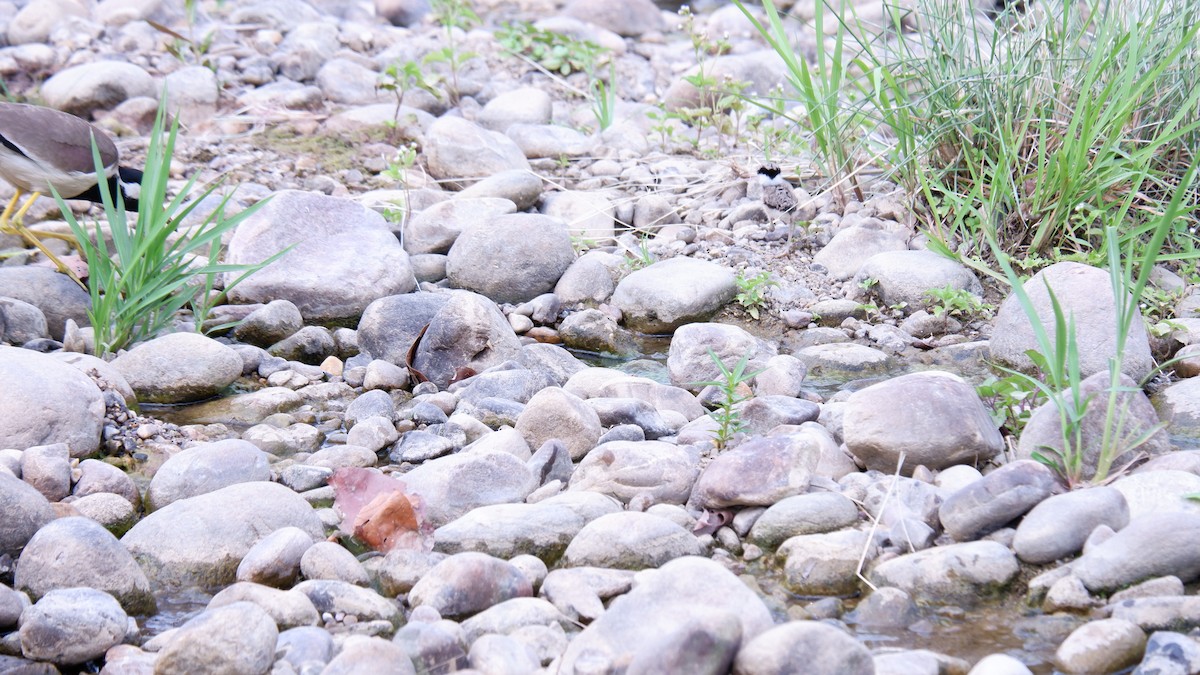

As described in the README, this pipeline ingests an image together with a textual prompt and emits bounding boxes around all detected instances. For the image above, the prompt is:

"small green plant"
[426,0,480,104]
[924,285,994,319]
[692,349,763,450]
[646,109,678,152]
[56,98,288,356]
[495,21,604,76]
[590,63,617,132]
[735,271,777,319]
[620,237,655,271]
[977,373,1044,438]
[377,61,440,140]
[149,0,217,71]
[380,143,420,229]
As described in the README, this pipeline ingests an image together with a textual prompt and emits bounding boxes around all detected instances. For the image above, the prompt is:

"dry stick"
[855,450,906,593]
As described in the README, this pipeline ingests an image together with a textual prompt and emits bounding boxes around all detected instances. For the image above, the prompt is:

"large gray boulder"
[446,214,575,305]
[990,261,1153,381]
[110,332,242,404]
[843,371,1003,474]
[122,482,324,588]
[612,258,737,334]
[225,190,417,323]
[411,291,523,389]
[0,346,104,457]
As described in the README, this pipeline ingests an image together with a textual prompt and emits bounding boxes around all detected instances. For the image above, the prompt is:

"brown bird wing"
[0,103,120,176]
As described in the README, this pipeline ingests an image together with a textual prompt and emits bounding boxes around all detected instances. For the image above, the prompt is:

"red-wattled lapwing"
[0,101,142,277]
[757,164,813,256]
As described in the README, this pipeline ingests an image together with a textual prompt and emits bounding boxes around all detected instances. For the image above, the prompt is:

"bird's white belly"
[0,148,111,197]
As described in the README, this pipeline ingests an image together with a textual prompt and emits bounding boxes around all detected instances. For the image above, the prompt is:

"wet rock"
[1109,596,1200,632]
[412,291,523,389]
[779,529,874,596]
[1018,371,1168,481]
[968,654,1034,675]
[569,440,699,505]
[613,258,738,334]
[155,601,278,675]
[408,552,532,619]
[0,346,105,457]
[294,579,402,625]
[558,308,640,357]
[1013,487,1129,564]
[146,438,271,510]
[236,526,315,588]
[562,511,703,569]
[1133,630,1200,674]
[585,397,674,439]
[1073,513,1200,593]
[20,443,69,502]
[405,197,516,255]
[19,588,127,665]
[694,433,822,508]
[226,190,417,323]
[300,541,370,586]
[844,371,1003,474]
[392,614,469,672]
[748,491,860,550]
[667,322,772,389]
[850,250,983,310]
[447,213,575,305]
[209,582,320,630]
[275,625,335,672]
[71,492,138,534]
[425,117,532,190]
[324,635,416,674]
[404,450,538,527]
[794,342,892,381]
[15,516,154,614]
[733,620,874,675]
[268,326,337,365]
[434,501,586,563]
[557,556,773,672]
[938,460,1060,541]
[1055,618,1146,674]
[111,332,242,404]
[991,261,1153,380]
[846,586,919,629]
[122,481,323,589]
[515,386,602,461]
[73,458,139,507]
[870,541,1020,605]
[0,267,90,340]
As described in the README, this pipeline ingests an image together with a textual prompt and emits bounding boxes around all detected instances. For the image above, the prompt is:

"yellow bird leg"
[1,189,85,289]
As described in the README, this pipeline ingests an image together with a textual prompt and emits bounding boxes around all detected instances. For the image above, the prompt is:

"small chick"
[756,164,813,254]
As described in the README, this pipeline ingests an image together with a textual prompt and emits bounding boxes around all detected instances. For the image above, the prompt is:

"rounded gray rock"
[408,552,533,619]
[19,588,128,665]
[562,511,703,570]
[694,433,823,508]
[1073,512,1200,593]
[568,440,699,505]
[110,332,242,404]
[0,346,105,457]
[844,370,1003,474]
[425,117,532,190]
[155,601,278,675]
[15,516,154,614]
[122,481,323,589]
[733,620,874,675]
[446,213,575,305]
[146,438,271,511]
[869,540,1020,605]
[938,459,1060,541]
[1013,486,1129,564]
[748,491,860,550]
[515,386,602,461]
[612,258,738,334]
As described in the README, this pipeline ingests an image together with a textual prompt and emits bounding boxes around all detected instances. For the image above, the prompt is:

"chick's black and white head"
[757,164,783,183]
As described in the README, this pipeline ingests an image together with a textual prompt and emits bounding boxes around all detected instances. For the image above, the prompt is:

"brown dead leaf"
[328,467,432,552]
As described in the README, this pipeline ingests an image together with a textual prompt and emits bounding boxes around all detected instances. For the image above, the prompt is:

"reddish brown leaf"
[329,467,432,552]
